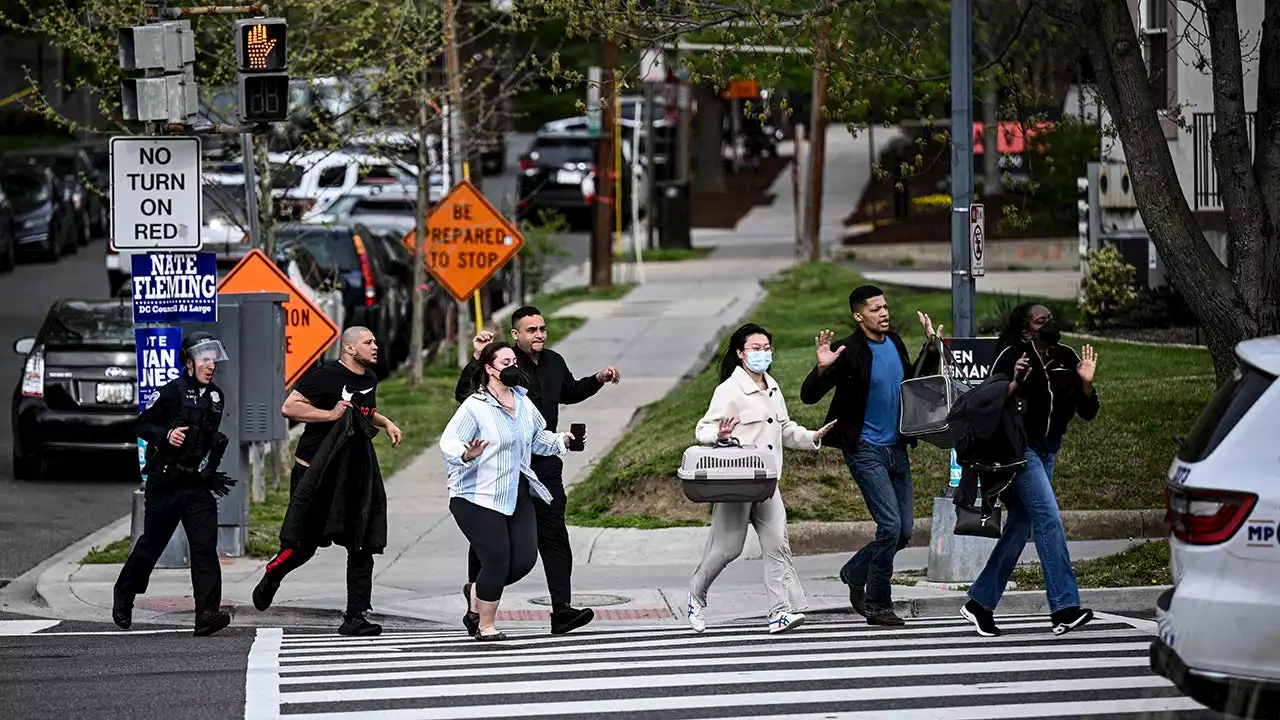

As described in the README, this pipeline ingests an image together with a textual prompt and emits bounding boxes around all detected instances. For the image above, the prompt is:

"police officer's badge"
[211,390,220,404]
[144,390,158,409]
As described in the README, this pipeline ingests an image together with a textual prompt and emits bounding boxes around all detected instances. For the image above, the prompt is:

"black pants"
[467,455,573,609]
[262,463,376,615]
[115,478,221,617]
[453,478,538,602]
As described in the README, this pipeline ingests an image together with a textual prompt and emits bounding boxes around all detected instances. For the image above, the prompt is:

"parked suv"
[516,131,633,228]
[1151,335,1280,718]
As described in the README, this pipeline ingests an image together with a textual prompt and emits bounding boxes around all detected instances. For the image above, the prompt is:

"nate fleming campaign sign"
[131,253,218,324]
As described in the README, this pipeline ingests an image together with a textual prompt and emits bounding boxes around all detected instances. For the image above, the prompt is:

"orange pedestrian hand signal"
[403,181,524,302]
[246,24,277,69]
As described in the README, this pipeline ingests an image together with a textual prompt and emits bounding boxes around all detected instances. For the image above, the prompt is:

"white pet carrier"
[677,438,780,504]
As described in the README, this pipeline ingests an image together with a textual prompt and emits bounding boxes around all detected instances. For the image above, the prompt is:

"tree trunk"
[1071,0,1271,382]
[693,82,725,194]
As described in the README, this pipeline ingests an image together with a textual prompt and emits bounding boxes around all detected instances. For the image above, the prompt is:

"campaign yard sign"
[131,253,217,324]
[135,326,184,412]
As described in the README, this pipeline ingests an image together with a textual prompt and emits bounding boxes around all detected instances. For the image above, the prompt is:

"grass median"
[82,282,637,563]
[564,262,1214,529]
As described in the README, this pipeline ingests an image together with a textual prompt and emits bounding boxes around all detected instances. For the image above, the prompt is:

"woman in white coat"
[688,323,836,634]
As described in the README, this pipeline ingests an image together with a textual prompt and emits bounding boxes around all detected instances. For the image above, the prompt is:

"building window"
[1142,0,1170,110]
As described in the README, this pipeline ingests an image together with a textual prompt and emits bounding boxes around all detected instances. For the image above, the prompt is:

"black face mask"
[1037,320,1061,347]
[497,365,523,388]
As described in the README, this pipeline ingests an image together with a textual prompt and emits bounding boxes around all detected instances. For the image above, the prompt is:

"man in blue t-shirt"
[800,285,941,626]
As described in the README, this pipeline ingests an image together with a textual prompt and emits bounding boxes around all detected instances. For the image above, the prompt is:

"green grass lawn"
[565,262,1214,528]
[1010,539,1173,589]
[84,282,638,563]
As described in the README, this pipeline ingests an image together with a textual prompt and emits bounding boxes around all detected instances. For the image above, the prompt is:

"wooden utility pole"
[591,38,618,289]
[805,14,831,263]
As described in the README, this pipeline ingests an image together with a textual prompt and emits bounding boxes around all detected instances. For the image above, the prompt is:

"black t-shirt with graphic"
[292,361,378,463]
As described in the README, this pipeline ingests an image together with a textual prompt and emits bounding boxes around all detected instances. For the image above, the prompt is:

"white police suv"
[1152,336,1280,718]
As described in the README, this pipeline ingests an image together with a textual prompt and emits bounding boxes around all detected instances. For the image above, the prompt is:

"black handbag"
[955,502,1003,539]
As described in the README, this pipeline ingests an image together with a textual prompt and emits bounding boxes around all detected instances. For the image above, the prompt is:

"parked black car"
[274,223,405,378]
[4,148,104,245]
[12,299,138,479]
[516,131,633,229]
[0,161,78,262]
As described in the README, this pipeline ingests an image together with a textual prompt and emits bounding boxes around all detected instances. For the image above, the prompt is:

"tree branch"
[1255,0,1280,228]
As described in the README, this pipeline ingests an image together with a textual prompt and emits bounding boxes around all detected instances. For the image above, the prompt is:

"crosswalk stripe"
[275,620,1129,662]
[245,617,1207,720]
[279,656,1153,704]
[280,678,1185,720]
[278,640,1152,685]
[275,628,1148,675]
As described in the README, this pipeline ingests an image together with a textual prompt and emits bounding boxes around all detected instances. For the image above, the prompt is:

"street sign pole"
[950,0,977,338]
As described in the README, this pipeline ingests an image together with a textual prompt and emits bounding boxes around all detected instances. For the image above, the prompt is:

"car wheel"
[12,447,47,480]
[45,227,61,263]
[78,216,91,246]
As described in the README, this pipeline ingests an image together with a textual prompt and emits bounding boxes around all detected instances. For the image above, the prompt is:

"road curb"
[787,508,1169,556]
[804,585,1170,620]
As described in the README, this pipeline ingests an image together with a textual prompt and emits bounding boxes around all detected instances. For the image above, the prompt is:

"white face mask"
[745,350,772,373]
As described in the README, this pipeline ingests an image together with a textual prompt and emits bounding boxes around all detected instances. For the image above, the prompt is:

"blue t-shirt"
[861,337,904,446]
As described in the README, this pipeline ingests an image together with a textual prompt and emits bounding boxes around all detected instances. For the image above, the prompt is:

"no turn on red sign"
[404,180,523,302]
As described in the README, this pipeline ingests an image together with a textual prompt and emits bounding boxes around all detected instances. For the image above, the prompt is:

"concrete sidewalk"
[5,128,1165,633]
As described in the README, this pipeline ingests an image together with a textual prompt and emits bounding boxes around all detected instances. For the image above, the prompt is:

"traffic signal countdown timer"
[234,18,288,124]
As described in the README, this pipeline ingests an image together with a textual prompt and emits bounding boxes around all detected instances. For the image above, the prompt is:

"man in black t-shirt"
[253,326,403,636]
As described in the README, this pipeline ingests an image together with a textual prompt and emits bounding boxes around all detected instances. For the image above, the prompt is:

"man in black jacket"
[454,305,620,635]
[800,285,940,626]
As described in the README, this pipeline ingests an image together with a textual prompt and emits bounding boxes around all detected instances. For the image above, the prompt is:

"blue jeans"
[840,443,913,615]
[968,449,1080,613]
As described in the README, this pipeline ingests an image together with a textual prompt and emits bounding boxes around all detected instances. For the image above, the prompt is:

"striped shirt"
[440,386,562,515]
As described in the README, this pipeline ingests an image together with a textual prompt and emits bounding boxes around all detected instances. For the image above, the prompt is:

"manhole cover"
[527,594,631,607]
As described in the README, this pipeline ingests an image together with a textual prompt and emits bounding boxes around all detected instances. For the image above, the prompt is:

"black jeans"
[466,454,573,609]
[262,463,377,615]
[453,478,538,602]
[115,477,221,617]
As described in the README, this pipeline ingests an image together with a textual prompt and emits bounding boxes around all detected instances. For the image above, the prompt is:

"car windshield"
[43,300,134,346]
[0,166,50,208]
[1177,362,1275,462]
[270,162,305,190]
[276,227,359,272]
[529,138,594,166]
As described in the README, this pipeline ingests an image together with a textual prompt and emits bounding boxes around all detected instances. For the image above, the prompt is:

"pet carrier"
[677,437,780,503]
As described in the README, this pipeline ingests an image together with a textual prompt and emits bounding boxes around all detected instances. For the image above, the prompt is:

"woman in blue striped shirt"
[441,341,575,641]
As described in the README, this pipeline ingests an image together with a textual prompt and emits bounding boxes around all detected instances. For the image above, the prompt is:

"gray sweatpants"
[689,488,808,617]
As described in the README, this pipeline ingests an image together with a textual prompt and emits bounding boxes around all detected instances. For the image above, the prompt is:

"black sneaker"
[867,611,906,627]
[111,587,134,630]
[1050,606,1094,636]
[339,611,382,637]
[550,607,594,635]
[194,609,231,637]
[252,574,280,612]
[840,572,867,617]
[961,599,1001,637]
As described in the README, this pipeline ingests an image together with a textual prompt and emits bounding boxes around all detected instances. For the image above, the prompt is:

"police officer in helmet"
[113,331,236,636]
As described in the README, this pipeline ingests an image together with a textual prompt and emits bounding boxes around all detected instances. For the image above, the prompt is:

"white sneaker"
[768,610,805,634]
[686,595,707,633]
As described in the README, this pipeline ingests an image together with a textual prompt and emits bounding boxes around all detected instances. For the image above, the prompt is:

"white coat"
[695,366,820,472]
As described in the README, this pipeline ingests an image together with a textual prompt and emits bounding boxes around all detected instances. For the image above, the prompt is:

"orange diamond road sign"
[404,180,523,302]
[218,248,339,388]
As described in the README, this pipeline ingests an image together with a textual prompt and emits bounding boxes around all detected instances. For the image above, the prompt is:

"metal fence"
[1192,111,1256,211]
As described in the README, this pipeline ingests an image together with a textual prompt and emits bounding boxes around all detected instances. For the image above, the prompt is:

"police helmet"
[181,331,229,363]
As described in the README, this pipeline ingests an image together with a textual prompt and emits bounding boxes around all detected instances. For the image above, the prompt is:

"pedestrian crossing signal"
[235,19,287,72]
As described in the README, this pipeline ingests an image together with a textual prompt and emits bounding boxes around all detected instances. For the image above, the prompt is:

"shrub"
[517,209,570,298]
[1078,244,1139,329]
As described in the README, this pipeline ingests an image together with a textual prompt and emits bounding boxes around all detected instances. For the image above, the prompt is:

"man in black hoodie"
[800,285,939,626]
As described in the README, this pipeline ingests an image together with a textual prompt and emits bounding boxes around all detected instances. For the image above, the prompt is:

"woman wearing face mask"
[961,303,1100,639]
[440,341,575,641]
[688,323,837,634]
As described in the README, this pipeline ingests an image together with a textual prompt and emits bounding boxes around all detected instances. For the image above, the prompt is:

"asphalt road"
[0,612,1216,720]
[0,238,140,585]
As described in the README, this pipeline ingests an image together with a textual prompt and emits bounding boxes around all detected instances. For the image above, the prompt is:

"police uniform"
[113,333,234,636]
